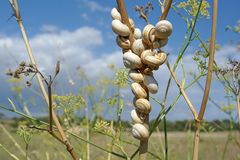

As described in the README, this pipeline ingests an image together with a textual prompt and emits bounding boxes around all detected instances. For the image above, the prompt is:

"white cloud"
[81,0,111,13]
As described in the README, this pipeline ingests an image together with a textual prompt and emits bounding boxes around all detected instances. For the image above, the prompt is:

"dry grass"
[0,125,239,160]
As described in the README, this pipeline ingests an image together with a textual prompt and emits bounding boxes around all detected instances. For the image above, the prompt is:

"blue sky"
[0,0,239,120]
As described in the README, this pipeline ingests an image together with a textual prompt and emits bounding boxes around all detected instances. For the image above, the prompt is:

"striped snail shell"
[116,36,131,49]
[142,24,155,46]
[143,74,159,94]
[135,98,151,114]
[132,123,149,140]
[134,28,142,40]
[128,69,144,82]
[141,49,154,63]
[123,51,143,69]
[155,51,167,65]
[131,82,147,98]
[112,19,130,37]
[155,20,173,39]
[111,8,121,21]
[131,110,145,124]
[131,39,146,56]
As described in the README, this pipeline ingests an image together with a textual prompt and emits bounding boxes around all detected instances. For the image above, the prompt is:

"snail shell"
[116,36,131,49]
[155,20,173,39]
[135,98,151,114]
[112,19,130,37]
[155,51,167,65]
[131,82,147,98]
[143,74,158,94]
[128,69,144,82]
[123,51,143,69]
[142,24,155,46]
[131,110,145,124]
[153,39,168,49]
[132,123,149,140]
[134,28,142,40]
[143,53,166,69]
[111,8,121,21]
[141,49,154,62]
[131,39,146,56]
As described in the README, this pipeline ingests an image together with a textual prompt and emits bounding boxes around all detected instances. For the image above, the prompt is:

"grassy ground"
[0,125,239,160]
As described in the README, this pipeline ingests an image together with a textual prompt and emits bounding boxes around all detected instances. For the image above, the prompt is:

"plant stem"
[166,61,198,119]
[0,143,20,160]
[236,96,240,128]
[16,18,78,160]
[0,124,26,158]
[192,0,218,159]
[160,0,172,20]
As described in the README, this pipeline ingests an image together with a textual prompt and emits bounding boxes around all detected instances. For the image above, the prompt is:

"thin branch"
[166,61,198,119]
[160,0,172,20]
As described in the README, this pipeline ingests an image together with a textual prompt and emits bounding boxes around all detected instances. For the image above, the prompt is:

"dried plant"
[134,2,154,24]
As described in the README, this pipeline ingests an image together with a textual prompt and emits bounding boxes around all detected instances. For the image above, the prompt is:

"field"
[0,123,239,160]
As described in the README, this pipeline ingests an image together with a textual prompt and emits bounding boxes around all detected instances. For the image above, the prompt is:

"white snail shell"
[142,24,155,46]
[128,69,144,82]
[131,82,147,98]
[141,49,154,62]
[131,110,144,124]
[143,74,158,94]
[132,123,149,140]
[155,52,167,65]
[155,20,173,39]
[123,51,143,69]
[134,28,142,40]
[112,19,130,37]
[153,39,168,49]
[135,98,151,114]
[131,39,146,56]
[111,8,121,21]
[116,36,131,49]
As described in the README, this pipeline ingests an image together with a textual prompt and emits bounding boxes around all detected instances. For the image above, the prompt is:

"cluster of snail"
[111,8,173,141]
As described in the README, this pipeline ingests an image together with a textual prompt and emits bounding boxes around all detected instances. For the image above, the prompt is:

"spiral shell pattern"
[111,8,172,140]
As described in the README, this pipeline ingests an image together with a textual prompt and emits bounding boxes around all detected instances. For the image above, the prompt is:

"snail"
[128,69,144,82]
[131,82,147,98]
[134,28,142,40]
[112,19,130,37]
[110,7,173,142]
[123,51,143,69]
[131,110,145,124]
[141,49,154,62]
[142,24,155,46]
[116,36,131,49]
[143,74,158,94]
[131,39,146,56]
[142,51,167,69]
[135,98,151,114]
[155,20,173,39]
[111,8,121,21]
[132,123,149,140]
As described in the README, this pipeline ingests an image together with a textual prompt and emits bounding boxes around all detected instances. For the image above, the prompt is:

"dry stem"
[166,61,198,119]
[160,0,172,20]
[16,18,78,160]
[192,0,218,159]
